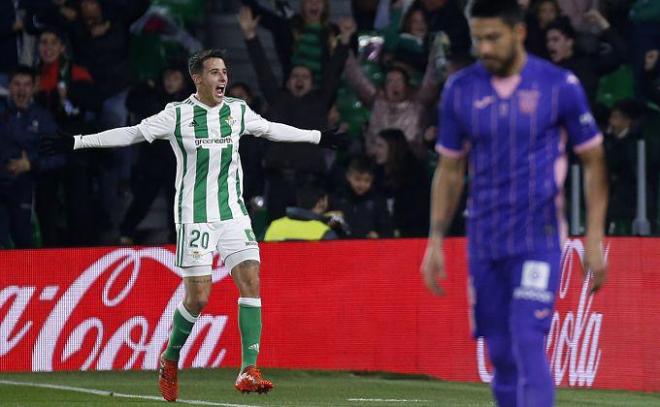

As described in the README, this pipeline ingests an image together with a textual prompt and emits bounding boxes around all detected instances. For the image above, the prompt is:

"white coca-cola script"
[0,248,231,371]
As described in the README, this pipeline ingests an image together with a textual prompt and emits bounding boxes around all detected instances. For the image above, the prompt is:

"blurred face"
[373,136,389,165]
[9,74,35,109]
[608,109,631,135]
[163,70,184,95]
[302,0,324,24]
[384,71,408,103]
[347,170,373,196]
[538,1,558,28]
[287,66,313,97]
[546,29,573,63]
[39,33,65,64]
[470,17,525,77]
[193,58,228,106]
[81,0,103,27]
[228,85,250,103]
[408,10,428,38]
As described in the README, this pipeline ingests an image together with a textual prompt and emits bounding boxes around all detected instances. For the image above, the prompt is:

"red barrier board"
[1,238,659,392]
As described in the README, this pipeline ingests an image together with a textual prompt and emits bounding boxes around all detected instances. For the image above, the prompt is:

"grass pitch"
[1,368,658,406]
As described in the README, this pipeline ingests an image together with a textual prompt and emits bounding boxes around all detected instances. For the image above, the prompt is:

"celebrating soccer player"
[61,49,344,401]
[421,1,608,406]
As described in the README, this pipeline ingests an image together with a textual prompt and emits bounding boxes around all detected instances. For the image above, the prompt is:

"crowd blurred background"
[1,0,659,249]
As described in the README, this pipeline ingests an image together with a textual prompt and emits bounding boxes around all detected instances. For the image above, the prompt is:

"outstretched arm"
[244,105,345,148]
[73,126,146,149]
[74,105,176,149]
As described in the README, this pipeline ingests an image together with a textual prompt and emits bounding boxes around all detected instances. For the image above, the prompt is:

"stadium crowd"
[1,0,659,248]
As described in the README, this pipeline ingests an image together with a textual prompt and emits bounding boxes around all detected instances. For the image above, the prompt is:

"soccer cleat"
[234,366,274,394]
[158,353,178,402]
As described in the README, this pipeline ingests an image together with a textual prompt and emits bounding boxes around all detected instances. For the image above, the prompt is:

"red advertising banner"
[1,238,659,392]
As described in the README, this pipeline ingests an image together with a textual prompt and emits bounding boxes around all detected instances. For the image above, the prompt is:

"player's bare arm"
[577,144,609,293]
[421,155,466,296]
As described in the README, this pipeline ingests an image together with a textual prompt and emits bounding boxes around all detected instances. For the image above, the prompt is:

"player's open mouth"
[216,86,225,96]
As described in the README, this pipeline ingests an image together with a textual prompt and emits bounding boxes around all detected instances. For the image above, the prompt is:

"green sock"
[164,303,198,361]
[238,297,262,371]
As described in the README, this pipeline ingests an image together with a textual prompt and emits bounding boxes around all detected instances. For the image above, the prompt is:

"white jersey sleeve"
[243,105,320,144]
[137,103,177,143]
[73,126,145,149]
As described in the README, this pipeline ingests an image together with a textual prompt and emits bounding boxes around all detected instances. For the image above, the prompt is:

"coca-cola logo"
[1,248,232,372]
[477,239,607,387]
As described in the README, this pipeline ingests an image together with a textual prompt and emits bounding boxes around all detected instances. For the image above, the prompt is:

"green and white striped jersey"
[137,95,270,224]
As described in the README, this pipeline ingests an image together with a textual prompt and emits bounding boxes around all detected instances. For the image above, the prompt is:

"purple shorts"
[468,250,562,338]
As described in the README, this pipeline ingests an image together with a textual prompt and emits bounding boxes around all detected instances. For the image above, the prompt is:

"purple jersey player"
[420,1,608,406]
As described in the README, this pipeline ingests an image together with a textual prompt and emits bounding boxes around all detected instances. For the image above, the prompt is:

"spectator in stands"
[241,0,337,82]
[413,0,471,59]
[35,27,97,132]
[264,183,337,241]
[546,15,626,105]
[64,0,150,243]
[343,16,441,158]
[118,65,192,246]
[382,2,432,76]
[0,1,30,88]
[629,0,660,97]
[238,6,349,221]
[372,128,430,237]
[34,26,97,246]
[330,155,393,239]
[524,0,559,58]
[641,49,660,105]
[0,66,58,248]
[603,99,644,235]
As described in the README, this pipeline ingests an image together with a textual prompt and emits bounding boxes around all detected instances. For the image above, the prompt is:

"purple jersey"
[436,55,602,259]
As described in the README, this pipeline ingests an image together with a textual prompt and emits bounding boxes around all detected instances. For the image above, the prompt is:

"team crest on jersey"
[224,115,237,127]
[518,90,540,114]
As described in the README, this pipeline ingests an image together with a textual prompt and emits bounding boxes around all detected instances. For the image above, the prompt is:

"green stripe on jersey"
[193,106,209,223]
[218,104,233,220]
[240,104,245,135]
[174,107,186,224]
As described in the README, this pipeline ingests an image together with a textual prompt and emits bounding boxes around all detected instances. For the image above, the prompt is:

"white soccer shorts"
[175,216,260,273]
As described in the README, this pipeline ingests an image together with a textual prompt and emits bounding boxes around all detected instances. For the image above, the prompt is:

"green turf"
[0,369,658,406]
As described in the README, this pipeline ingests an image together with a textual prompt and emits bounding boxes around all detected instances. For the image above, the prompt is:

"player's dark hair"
[347,155,375,175]
[467,0,524,27]
[188,49,227,77]
[296,184,327,210]
[9,65,35,82]
[546,16,576,40]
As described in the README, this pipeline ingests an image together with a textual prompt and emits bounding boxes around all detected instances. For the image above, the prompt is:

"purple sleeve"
[435,78,469,158]
[559,73,603,152]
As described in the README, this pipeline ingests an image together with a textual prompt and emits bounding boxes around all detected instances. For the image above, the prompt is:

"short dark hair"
[188,49,226,77]
[612,98,645,121]
[40,26,66,42]
[347,155,375,175]
[467,0,525,27]
[9,65,35,82]
[546,17,576,40]
[296,184,327,210]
